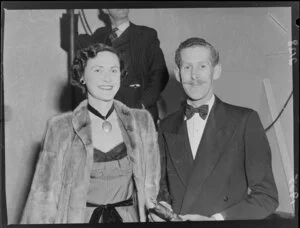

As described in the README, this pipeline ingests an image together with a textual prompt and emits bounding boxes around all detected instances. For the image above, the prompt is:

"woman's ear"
[174,66,181,82]
[213,64,222,80]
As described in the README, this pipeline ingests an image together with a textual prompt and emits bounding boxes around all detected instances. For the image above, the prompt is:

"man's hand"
[179,214,216,221]
[148,201,174,222]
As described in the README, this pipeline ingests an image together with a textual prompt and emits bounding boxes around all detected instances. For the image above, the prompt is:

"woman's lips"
[98,85,114,90]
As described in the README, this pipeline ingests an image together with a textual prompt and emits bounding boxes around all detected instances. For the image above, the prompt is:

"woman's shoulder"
[114,100,154,128]
[42,112,74,152]
[46,111,73,131]
[130,109,155,132]
[114,100,151,118]
[132,108,152,121]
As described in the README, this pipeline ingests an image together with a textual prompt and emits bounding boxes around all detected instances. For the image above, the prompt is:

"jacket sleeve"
[220,111,279,220]
[139,30,169,109]
[156,126,172,205]
[143,111,161,209]
[20,118,64,224]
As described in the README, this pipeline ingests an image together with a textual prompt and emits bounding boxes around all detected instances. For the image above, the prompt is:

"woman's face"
[83,51,121,102]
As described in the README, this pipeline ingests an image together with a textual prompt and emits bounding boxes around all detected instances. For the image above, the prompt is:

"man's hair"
[71,43,125,93]
[175,37,220,68]
[98,9,111,28]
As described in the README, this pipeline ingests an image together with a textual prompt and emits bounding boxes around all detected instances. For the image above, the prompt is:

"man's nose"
[191,68,201,79]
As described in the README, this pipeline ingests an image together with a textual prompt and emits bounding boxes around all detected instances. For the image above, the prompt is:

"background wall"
[3,9,71,224]
[3,7,294,224]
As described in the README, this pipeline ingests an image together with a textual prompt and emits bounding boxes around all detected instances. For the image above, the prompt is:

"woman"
[20,43,160,224]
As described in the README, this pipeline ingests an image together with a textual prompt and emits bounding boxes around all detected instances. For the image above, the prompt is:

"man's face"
[178,46,220,103]
[105,9,129,21]
[84,51,121,102]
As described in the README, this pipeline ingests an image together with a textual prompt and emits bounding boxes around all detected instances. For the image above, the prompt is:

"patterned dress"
[84,142,138,223]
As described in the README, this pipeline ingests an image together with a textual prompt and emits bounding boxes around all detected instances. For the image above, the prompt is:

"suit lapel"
[180,97,237,212]
[163,106,194,187]
[128,23,143,75]
[128,23,135,64]
[128,23,140,52]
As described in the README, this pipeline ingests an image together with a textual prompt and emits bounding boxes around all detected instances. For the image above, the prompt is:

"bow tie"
[185,104,209,120]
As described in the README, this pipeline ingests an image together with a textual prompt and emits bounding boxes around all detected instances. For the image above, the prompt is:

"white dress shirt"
[185,95,225,220]
[112,21,130,38]
[186,95,215,159]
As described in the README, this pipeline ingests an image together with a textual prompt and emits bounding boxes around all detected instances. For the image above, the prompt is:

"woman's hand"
[159,201,173,211]
[148,201,174,222]
[179,214,216,221]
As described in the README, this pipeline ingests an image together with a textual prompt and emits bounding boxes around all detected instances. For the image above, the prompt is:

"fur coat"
[20,99,160,224]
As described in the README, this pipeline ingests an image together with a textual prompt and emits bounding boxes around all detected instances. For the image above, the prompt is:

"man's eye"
[112,69,119,73]
[183,66,190,70]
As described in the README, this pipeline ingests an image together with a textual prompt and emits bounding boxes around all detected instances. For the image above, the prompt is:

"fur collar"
[72,99,135,128]
[71,99,136,144]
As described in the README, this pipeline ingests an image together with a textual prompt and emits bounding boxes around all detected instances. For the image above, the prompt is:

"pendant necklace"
[87,103,114,133]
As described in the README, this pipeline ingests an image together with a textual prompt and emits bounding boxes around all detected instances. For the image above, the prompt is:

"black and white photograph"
[1,1,299,227]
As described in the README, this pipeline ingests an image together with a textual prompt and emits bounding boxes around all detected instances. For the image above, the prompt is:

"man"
[155,37,278,220]
[61,9,169,123]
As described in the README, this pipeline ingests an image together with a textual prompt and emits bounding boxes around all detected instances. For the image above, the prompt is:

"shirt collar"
[112,21,130,36]
[206,94,215,115]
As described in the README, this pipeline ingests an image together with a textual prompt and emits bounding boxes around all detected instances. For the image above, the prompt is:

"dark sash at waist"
[86,197,133,223]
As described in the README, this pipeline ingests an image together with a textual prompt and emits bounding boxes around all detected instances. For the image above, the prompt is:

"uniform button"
[223,196,229,201]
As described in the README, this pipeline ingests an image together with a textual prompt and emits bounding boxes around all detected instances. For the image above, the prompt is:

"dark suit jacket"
[61,16,169,122]
[157,96,278,220]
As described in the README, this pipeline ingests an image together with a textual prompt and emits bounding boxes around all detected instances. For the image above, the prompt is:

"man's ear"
[102,9,109,14]
[213,64,222,80]
[174,66,181,82]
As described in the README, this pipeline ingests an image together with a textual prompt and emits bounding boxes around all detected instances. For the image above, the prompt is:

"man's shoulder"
[219,99,258,123]
[92,26,109,37]
[159,109,182,130]
[222,100,254,114]
[130,23,157,35]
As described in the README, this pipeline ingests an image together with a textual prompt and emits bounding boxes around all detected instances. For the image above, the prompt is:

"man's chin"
[187,95,205,102]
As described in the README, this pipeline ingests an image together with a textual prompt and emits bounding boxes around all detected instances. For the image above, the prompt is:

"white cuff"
[212,213,225,220]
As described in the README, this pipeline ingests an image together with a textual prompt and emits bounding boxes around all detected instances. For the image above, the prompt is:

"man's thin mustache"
[182,80,205,86]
